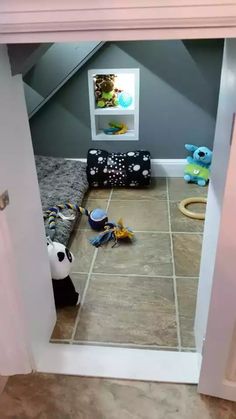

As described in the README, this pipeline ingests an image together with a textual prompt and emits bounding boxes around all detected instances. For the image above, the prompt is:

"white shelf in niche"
[88,68,139,141]
[94,107,135,115]
[94,129,137,141]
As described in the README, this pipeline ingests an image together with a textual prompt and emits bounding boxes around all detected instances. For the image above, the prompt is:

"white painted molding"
[68,158,186,177]
[37,343,200,384]
[151,158,186,177]
[1,1,236,42]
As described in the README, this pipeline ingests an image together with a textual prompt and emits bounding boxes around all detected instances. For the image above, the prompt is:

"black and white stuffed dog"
[47,239,80,308]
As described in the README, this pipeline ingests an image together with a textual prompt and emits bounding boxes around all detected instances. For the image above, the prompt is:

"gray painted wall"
[30,40,223,158]
[8,43,52,75]
[24,42,102,98]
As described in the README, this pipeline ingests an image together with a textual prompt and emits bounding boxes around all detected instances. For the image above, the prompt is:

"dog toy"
[94,74,119,108]
[103,122,128,135]
[47,238,80,308]
[179,197,207,220]
[44,203,108,238]
[118,91,133,108]
[88,208,108,230]
[90,219,134,248]
[184,144,212,186]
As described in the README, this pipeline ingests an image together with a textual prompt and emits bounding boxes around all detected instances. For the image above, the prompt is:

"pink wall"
[1,1,236,43]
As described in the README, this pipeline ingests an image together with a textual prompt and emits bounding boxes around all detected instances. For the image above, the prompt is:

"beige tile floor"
[51,178,208,351]
[1,374,235,419]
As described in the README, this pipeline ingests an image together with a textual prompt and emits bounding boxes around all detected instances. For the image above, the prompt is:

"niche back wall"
[30,39,223,158]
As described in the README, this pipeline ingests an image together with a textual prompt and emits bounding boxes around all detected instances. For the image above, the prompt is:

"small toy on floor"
[184,144,212,186]
[90,218,134,248]
[47,238,80,308]
[44,203,108,237]
[44,203,134,248]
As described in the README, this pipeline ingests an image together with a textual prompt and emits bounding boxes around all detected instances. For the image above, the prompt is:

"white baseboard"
[68,158,186,178]
[151,159,186,177]
[37,343,200,384]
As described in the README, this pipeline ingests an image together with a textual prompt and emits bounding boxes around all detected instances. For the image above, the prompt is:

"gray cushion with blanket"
[35,155,88,245]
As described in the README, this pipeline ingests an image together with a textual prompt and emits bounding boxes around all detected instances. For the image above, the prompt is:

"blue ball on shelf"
[88,208,108,231]
[118,92,133,108]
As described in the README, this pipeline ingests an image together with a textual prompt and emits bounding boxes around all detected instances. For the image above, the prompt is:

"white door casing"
[197,40,236,401]
[1,0,236,401]
[0,45,56,373]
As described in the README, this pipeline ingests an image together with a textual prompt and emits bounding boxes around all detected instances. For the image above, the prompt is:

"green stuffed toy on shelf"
[94,74,119,108]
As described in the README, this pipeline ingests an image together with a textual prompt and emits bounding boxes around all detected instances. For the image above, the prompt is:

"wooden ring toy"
[178,197,207,220]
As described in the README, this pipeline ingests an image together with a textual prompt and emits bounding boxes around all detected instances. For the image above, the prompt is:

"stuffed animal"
[184,144,213,186]
[94,74,119,108]
[47,239,80,308]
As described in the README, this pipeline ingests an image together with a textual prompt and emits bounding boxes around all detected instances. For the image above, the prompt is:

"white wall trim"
[37,343,200,384]
[68,158,186,177]
[151,158,186,177]
[1,1,236,43]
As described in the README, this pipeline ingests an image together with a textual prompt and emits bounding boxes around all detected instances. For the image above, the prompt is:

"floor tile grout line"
[79,272,175,278]
[71,341,179,350]
[83,198,207,203]
[50,338,196,352]
[71,271,199,280]
[70,189,114,344]
[70,249,98,343]
[76,228,203,235]
[106,189,114,212]
[166,178,182,351]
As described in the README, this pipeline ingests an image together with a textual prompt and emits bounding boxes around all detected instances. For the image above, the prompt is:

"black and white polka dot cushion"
[87,149,151,187]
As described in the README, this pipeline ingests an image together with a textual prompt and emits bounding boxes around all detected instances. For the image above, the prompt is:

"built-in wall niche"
[88,68,139,141]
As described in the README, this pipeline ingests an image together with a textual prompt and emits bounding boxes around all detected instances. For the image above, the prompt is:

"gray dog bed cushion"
[35,155,88,246]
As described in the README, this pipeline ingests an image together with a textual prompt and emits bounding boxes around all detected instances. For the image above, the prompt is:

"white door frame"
[1,0,236,398]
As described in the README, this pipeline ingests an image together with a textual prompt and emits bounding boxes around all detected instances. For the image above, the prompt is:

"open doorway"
[8,39,222,354]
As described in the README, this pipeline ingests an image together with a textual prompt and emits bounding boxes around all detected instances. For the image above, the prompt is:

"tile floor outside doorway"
[51,178,208,352]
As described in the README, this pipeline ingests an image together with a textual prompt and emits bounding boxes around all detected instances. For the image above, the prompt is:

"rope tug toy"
[44,203,134,246]
[44,203,89,239]
[90,219,134,248]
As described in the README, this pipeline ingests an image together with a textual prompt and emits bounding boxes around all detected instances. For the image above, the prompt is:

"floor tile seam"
[108,198,168,202]
[70,271,90,275]
[76,228,203,235]
[70,341,179,350]
[70,249,98,342]
[87,272,175,278]
[181,346,197,351]
[166,178,182,351]
[70,190,115,342]
[70,272,199,279]
[50,339,196,352]
[105,189,114,212]
[75,227,204,235]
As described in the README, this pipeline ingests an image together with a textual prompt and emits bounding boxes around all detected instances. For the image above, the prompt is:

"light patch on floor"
[51,178,206,352]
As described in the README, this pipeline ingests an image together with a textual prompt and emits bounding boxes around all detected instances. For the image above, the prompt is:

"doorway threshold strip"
[37,343,200,383]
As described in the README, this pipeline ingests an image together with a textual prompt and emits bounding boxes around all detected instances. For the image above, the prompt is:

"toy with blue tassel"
[90,219,134,248]
[44,202,134,248]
